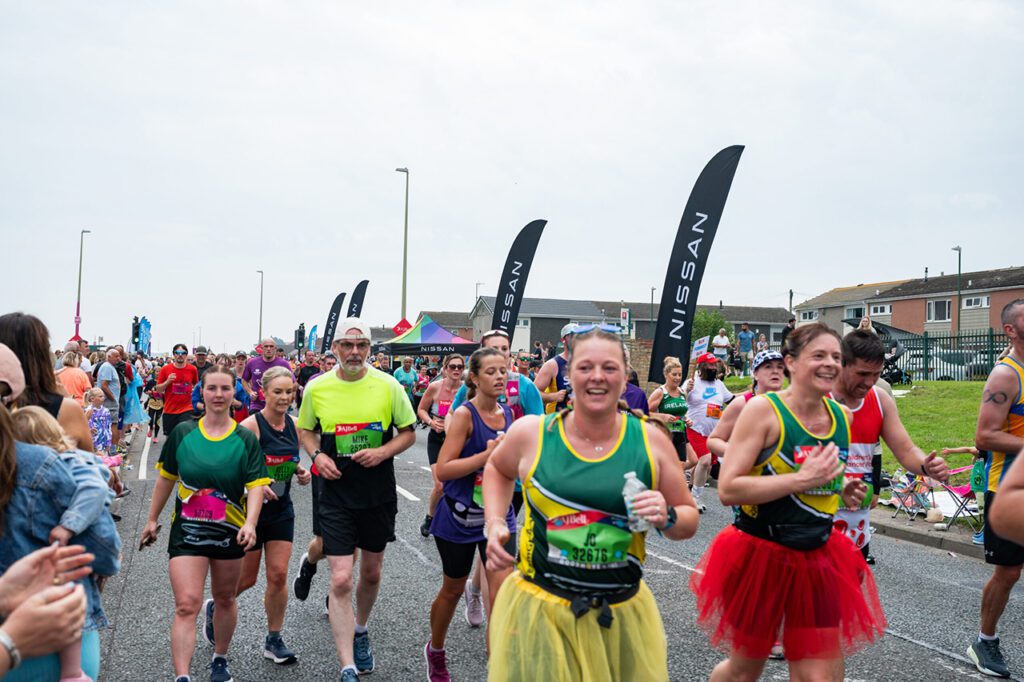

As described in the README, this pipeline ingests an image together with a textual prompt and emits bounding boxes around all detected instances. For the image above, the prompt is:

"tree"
[693,309,732,348]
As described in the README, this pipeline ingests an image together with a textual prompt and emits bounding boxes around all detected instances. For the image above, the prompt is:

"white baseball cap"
[337,318,372,341]
[560,323,578,338]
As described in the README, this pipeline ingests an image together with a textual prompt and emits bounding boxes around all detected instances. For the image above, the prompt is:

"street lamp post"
[73,229,91,340]
[475,282,485,301]
[257,270,265,342]
[952,246,962,336]
[396,167,410,321]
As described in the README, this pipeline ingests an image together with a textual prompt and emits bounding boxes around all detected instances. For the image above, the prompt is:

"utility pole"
[788,289,794,314]
[396,167,410,320]
[257,270,265,342]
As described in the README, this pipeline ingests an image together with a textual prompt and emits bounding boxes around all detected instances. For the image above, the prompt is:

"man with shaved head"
[242,337,293,413]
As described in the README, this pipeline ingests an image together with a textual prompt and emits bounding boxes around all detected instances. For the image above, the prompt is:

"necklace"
[570,415,616,454]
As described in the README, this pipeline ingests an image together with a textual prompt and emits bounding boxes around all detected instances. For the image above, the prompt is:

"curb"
[870,508,984,560]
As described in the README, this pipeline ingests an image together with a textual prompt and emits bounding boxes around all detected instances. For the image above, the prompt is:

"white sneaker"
[464,585,484,628]
[696,501,706,514]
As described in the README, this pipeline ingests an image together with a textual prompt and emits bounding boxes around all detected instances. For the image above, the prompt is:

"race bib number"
[334,422,384,457]
[547,510,632,569]
[793,445,848,495]
[705,403,723,419]
[437,399,452,418]
[266,453,299,481]
[171,381,190,396]
[181,488,228,522]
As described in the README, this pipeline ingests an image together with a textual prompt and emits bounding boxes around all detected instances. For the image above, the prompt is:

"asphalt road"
[99,428,1024,681]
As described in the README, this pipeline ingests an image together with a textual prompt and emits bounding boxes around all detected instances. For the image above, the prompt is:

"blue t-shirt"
[451,372,544,417]
[393,367,418,396]
[737,330,755,353]
[97,362,120,409]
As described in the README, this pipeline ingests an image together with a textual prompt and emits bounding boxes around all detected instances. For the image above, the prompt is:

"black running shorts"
[984,492,1024,566]
[320,497,398,556]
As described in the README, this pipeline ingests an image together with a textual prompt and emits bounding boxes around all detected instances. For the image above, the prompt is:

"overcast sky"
[2,1,1020,352]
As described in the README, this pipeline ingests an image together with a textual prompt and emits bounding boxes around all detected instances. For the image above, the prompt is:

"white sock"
[429,642,445,652]
[212,653,226,662]
[354,623,368,634]
[467,583,481,596]
[342,664,358,673]
[692,485,704,500]
[979,631,998,641]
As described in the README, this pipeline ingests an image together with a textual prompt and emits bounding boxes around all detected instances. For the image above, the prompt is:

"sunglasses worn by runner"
[447,364,464,371]
[174,350,188,356]
[480,329,510,341]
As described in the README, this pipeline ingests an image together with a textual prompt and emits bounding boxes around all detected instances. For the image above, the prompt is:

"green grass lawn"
[881,381,985,482]
[720,377,985,483]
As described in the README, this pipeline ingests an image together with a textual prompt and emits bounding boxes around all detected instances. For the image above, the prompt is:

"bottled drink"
[622,471,650,532]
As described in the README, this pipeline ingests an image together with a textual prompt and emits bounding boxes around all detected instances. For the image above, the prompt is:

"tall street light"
[952,245,962,335]
[72,229,91,341]
[396,167,410,321]
[257,270,265,343]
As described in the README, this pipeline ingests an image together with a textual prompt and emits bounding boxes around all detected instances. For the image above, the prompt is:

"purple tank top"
[430,402,517,543]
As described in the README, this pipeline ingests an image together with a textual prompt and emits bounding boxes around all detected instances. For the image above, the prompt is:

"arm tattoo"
[983,390,1009,405]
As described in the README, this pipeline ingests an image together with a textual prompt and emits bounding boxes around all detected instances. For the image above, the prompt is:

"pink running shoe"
[424,641,451,682]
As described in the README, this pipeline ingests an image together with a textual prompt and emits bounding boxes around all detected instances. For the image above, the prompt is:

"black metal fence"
[888,329,1009,382]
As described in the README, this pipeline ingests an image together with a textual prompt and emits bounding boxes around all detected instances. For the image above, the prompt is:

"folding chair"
[931,464,982,532]
[889,467,935,521]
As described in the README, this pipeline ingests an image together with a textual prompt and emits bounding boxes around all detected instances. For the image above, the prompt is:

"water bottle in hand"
[622,471,650,532]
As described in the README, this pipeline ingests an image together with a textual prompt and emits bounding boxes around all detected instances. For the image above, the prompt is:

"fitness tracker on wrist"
[0,629,21,669]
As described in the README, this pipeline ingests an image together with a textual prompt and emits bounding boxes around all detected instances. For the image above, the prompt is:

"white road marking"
[420,466,432,472]
[138,436,152,480]
[646,550,700,574]
[396,535,440,570]
[884,628,1024,681]
[396,485,420,501]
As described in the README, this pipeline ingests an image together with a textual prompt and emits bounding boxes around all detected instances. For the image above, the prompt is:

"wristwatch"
[0,629,21,669]
[662,506,678,530]
[313,449,324,459]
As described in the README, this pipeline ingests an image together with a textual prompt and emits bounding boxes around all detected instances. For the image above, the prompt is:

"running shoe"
[696,501,706,514]
[340,667,359,682]
[424,641,451,682]
[865,555,876,565]
[464,584,484,628]
[202,598,216,646]
[768,641,785,660]
[353,630,375,674]
[153,436,159,443]
[323,593,330,616]
[973,529,985,545]
[968,638,1010,678]
[208,655,233,682]
[264,633,298,664]
[174,676,190,682]
[292,552,316,601]
[420,515,432,538]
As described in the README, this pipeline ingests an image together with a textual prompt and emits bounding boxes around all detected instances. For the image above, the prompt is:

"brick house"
[794,280,910,335]
[868,266,1024,334]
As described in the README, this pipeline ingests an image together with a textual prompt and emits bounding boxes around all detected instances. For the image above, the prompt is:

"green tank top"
[657,386,688,433]
[518,412,655,595]
[737,392,850,529]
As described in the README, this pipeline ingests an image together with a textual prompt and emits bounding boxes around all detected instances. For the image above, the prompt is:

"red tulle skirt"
[689,525,887,661]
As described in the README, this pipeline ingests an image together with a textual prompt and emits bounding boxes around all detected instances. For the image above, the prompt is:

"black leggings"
[148,408,163,436]
[434,532,518,579]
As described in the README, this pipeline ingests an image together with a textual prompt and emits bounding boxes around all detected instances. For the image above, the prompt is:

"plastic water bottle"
[622,471,650,532]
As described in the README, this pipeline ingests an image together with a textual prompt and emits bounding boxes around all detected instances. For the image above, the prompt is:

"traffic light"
[295,323,306,352]
[131,316,141,347]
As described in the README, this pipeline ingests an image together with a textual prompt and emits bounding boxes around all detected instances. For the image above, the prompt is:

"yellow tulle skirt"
[488,573,668,682]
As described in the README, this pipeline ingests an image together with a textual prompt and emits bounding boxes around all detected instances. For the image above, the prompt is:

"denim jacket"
[56,449,114,536]
[0,442,121,629]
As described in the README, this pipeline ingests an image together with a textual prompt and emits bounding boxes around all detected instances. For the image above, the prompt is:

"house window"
[926,300,952,322]
[963,296,990,309]
[518,318,530,326]
[799,310,818,322]
[870,304,891,316]
[845,306,865,320]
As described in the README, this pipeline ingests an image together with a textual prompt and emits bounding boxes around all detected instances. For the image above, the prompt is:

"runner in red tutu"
[690,323,887,681]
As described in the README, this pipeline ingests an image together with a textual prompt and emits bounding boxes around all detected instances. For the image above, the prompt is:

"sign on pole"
[691,335,710,359]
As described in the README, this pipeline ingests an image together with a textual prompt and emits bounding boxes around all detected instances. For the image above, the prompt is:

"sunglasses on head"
[572,323,622,335]
[481,329,509,340]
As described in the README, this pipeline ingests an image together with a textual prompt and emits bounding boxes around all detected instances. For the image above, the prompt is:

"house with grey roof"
[868,266,1024,334]
[794,280,910,335]
[470,296,793,351]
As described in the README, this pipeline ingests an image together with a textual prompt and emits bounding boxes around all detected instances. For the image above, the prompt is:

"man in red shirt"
[155,342,200,450]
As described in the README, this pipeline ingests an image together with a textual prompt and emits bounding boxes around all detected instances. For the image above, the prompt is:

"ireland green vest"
[737,392,851,529]
[657,386,688,433]
[518,412,655,595]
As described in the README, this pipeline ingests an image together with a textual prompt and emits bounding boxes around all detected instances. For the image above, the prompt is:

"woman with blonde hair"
[648,356,696,471]
[56,352,92,406]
